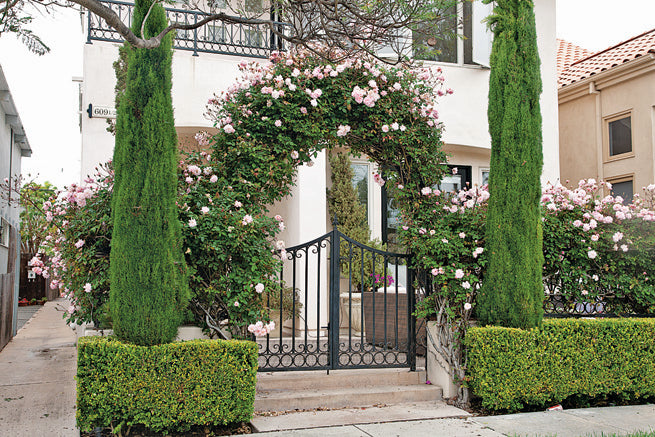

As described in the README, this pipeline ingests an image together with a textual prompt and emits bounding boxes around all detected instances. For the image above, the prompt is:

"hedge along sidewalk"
[0,298,78,436]
[466,318,655,412]
[77,337,258,434]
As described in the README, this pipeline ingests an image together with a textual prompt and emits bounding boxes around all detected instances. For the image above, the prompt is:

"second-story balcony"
[87,0,289,58]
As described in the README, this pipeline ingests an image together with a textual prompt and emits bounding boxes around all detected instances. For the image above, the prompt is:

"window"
[480,169,490,186]
[205,24,227,43]
[413,4,459,63]
[0,218,9,248]
[382,165,471,249]
[207,0,227,10]
[413,1,476,65]
[245,0,263,13]
[610,178,634,204]
[438,165,471,193]
[608,116,632,157]
[350,163,370,226]
[244,28,263,47]
[175,22,191,40]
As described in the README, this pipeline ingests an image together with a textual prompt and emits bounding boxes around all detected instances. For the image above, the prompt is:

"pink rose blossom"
[455,269,464,279]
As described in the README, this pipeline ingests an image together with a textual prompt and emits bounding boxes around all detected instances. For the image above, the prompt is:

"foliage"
[34,50,449,342]
[178,151,284,338]
[410,181,655,406]
[110,0,188,346]
[76,336,258,433]
[413,181,655,320]
[541,180,655,314]
[29,165,113,327]
[478,0,544,329]
[465,318,655,412]
[18,181,57,253]
[0,0,49,55]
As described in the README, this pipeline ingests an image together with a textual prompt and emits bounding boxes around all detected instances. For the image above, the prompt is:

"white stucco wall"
[433,0,559,185]
[81,42,261,178]
[80,0,559,241]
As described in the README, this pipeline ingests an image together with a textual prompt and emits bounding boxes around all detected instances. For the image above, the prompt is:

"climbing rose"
[75,240,85,249]
[464,303,472,311]
[587,250,597,259]
[188,219,197,228]
[223,124,235,134]
[337,125,351,137]
[255,283,265,293]
[455,269,464,279]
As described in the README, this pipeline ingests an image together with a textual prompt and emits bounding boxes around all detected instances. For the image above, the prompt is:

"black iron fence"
[87,0,289,58]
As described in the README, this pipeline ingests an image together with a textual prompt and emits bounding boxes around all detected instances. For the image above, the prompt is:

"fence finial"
[332,214,339,228]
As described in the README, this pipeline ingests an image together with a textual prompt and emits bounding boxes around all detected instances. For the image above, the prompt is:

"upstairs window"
[610,178,634,204]
[608,116,632,157]
[0,218,9,248]
[412,0,492,66]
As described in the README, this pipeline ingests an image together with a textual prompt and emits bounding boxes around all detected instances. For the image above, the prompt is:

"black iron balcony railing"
[87,0,289,58]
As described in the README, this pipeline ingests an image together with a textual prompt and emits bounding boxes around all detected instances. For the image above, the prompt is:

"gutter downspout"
[590,82,604,184]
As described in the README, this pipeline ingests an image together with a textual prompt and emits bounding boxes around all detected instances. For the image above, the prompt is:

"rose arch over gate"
[180,48,452,369]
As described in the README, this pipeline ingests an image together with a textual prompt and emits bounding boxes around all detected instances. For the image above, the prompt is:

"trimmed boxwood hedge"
[77,337,258,433]
[465,318,655,412]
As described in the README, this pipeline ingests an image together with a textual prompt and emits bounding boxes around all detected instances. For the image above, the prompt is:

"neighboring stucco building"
[0,64,32,346]
[79,0,559,247]
[558,29,655,201]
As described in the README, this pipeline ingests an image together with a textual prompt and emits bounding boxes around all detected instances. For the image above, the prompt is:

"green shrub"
[465,318,655,412]
[77,336,258,433]
[478,0,544,329]
[110,0,188,345]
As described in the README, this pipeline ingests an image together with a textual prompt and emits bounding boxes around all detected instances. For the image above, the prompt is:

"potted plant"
[18,298,29,307]
[30,298,38,306]
[39,297,47,305]
[264,285,302,337]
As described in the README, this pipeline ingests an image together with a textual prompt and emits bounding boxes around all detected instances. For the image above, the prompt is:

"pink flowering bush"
[178,152,285,336]
[411,179,655,322]
[32,158,284,337]
[34,163,114,327]
[204,48,449,209]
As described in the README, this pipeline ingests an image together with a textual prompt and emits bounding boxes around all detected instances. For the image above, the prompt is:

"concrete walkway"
[16,304,42,331]
[0,298,78,437]
[254,404,655,436]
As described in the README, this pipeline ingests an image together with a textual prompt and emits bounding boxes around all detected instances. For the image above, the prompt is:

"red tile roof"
[558,29,655,88]
[557,39,593,79]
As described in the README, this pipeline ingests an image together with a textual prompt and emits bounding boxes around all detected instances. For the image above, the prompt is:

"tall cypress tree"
[110,0,188,345]
[477,0,544,328]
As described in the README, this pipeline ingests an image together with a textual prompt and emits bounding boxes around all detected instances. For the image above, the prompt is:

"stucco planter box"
[426,320,457,399]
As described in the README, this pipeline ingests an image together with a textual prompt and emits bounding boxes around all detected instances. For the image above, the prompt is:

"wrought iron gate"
[258,225,416,371]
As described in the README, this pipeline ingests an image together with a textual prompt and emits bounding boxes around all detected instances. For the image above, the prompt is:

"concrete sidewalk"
[0,298,78,437]
[253,404,655,436]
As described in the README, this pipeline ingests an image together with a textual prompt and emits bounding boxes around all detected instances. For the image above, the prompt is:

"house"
[79,0,559,248]
[558,29,655,201]
[0,64,32,350]
[77,0,559,376]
